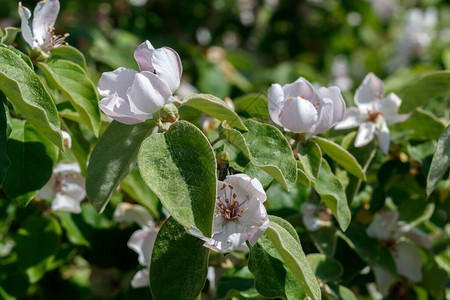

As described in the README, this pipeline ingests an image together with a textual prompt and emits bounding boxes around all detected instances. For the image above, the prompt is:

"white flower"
[300,203,332,232]
[188,174,269,253]
[366,210,431,296]
[114,203,158,288]
[18,0,68,53]
[335,73,410,154]
[98,40,182,125]
[37,162,85,213]
[268,77,346,138]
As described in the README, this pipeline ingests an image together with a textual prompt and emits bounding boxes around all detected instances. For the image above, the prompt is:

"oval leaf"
[297,141,322,180]
[39,60,101,136]
[427,125,450,196]
[86,120,156,213]
[312,159,351,231]
[265,221,321,300]
[306,253,343,282]
[314,136,366,180]
[400,71,450,113]
[0,92,11,182]
[219,120,297,191]
[49,46,88,71]
[234,93,270,120]
[2,119,58,206]
[150,217,209,300]
[183,93,247,130]
[138,120,216,236]
[0,47,62,148]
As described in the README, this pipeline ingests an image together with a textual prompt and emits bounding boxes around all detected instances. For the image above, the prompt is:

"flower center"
[368,111,383,122]
[214,184,249,220]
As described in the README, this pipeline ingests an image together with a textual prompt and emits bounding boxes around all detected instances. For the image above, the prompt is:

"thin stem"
[210,136,223,146]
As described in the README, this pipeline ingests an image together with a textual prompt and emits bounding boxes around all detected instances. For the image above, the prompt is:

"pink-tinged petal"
[32,0,60,45]
[134,40,155,72]
[376,120,390,155]
[334,107,364,130]
[114,203,155,230]
[223,174,266,203]
[308,97,334,137]
[268,83,284,126]
[127,229,158,267]
[284,77,315,100]
[372,266,396,296]
[126,71,173,117]
[18,3,34,48]
[207,221,248,253]
[355,73,384,108]
[393,242,423,282]
[152,47,182,93]
[99,93,149,124]
[378,93,410,125]
[316,86,346,125]
[51,175,85,213]
[130,268,150,288]
[279,97,318,133]
[98,67,137,98]
[366,210,398,240]
[239,199,269,245]
[355,122,376,148]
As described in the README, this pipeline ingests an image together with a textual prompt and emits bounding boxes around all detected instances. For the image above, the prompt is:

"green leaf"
[120,168,160,218]
[337,224,397,276]
[397,108,446,140]
[0,47,62,148]
[53,211,90,247]
[219,120,298,191]
[244,162,273,188]
[427,125,450,196]
[2,119,58,206]
[399,71,450,113]
[314,136,366,181]
[197,62,230,99]
[327,284,357,300]
[1,27,20,45]
[62,118,91,175]
[249,232,306,300]
[49,46,88,71]
[39,60,101,136]
[138,121,216,236]
[16,216,61,283]
[150,217,209,300]
[306,253,343,282]
[297,167,311,188]
[0,92,11,182]
[312,160,351,231]
[297,141,322,180]
[86,120,155,213]
[310,227,338,257]
[233,93,270,120]
[265,221,321,300]
[183,93,247,131]
[0,44,33,68]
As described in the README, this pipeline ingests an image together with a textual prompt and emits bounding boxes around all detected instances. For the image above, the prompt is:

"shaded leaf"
[297,141,322,180]
[306,253,343,282]
[150,217,209,300]
[138,121,216,236]
[427,125,450,196]
[49,46,88,71]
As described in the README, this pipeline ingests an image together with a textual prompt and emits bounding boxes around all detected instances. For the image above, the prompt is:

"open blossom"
[37,162,85,213]
[114,203,158,288]
[366,210,431,296]
[18,0,68,53]
[268,77,346,138]
[188,174,269,253]
[97,40,182,125]
[335,73,410,154]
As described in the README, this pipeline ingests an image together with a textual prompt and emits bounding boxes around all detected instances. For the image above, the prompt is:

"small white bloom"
[98,40,182,125]
[335,73,410,154]
[18,0,68,53]
[366,210,431,296]
[300,203,332,232]
[188,174,269,253]
[37,162,85,213]
[114,203,158,288]
[268,77,346,138]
